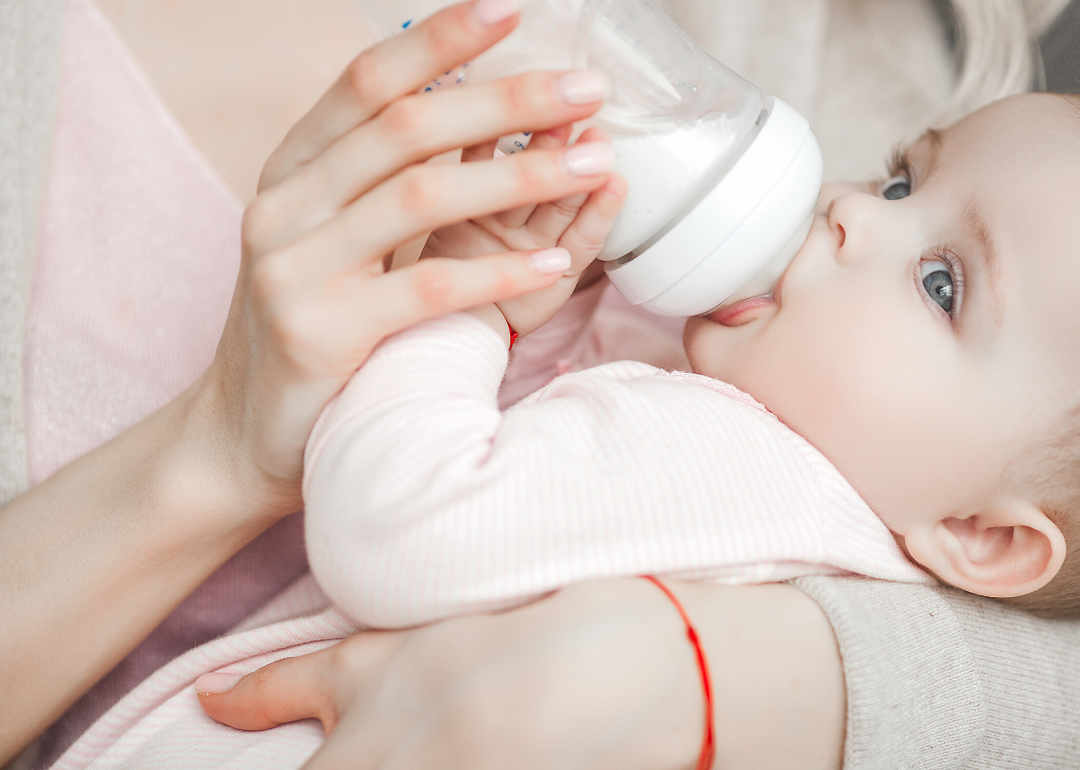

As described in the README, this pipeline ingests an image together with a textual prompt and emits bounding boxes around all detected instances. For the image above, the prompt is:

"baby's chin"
[681,309,773,386]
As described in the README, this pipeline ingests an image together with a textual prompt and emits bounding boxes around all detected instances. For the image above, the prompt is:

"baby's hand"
[420,125,627,336]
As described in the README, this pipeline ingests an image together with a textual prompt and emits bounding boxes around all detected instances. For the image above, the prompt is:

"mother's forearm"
[0,384,284,763]
[673,582,845,770]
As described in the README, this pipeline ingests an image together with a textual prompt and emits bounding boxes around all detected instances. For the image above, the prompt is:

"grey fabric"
[0,0,64,507]
[1042,0,1080,92]
[797,576,1080,769]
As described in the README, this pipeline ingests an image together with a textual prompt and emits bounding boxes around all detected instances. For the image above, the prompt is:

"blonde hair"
[938,0,1073,123]
[941,8,1080,616]
[926,6,1080,616]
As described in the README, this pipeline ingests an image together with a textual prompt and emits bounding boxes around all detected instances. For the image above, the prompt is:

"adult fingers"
[257,72,608,253]
[196,649,341,733]
[248,247,570,387]
[197,632,410,736]
[256,141,613,286]
[322,250,573,351]
[490,124,575,230]
[259,0,520,193]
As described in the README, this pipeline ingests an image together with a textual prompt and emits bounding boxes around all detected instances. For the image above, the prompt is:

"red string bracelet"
[507,324,519,351]
[642,575,715,770]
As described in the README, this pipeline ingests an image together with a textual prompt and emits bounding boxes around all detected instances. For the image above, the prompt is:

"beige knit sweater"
[1,1,1078,767]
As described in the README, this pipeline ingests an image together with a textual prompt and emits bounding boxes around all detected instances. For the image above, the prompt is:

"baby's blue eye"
[921,259,954,314]
[881,174,912,200]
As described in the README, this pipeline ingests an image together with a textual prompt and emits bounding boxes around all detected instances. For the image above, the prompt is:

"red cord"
[507,325,519,351]
[642,576,715,770]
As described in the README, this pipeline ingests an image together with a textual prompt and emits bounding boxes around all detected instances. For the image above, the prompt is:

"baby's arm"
[302,313,868,629]
[302,312,590,628]
[303,313,687,628]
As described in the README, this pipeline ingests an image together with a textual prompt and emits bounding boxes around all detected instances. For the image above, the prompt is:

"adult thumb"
[195,648,339,734]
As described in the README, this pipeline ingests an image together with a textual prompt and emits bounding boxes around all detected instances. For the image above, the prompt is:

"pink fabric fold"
[27,1,309,763]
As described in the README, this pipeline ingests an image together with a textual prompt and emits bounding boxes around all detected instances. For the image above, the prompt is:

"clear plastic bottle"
[363,0,822,317]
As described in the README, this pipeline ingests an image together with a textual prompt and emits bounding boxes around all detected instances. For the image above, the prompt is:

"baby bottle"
[363,0,823,317]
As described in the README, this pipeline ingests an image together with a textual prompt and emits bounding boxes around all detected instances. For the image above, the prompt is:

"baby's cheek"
[750,322,911,466]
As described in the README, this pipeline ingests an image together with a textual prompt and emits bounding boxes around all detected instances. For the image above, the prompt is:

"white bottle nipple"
[604,97,822,317]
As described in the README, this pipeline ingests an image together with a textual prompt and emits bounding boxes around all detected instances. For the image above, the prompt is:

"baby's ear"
[903,501,1066,598]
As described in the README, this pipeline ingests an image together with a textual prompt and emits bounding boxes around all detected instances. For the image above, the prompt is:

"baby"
[303,91,1080,625]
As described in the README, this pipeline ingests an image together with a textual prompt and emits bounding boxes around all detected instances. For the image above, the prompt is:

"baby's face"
[684,93,1080,540]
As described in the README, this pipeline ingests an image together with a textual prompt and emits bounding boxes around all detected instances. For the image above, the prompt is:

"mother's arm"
[199,579,845,770]
[0,377,288,763]
[0,1,617,760]
[201,576,1080,770]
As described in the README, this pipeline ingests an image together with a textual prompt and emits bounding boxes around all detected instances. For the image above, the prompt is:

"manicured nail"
[193,672,244,695]
[562,142,616,176]
[473,0,519,26]
[530,247,572,274]
[556,70,610,105]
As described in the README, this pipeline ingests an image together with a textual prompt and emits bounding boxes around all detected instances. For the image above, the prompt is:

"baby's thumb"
[195,650,339,734]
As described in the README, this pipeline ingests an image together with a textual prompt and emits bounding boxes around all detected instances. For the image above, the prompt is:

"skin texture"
[685,93,1079,598]
[200,580,844,770]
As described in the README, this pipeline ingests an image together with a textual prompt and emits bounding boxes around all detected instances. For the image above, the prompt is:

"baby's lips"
[706,296,775,327]
[706,265,787,327]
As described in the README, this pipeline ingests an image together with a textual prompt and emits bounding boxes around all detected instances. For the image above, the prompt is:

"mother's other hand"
[199,580,845,770]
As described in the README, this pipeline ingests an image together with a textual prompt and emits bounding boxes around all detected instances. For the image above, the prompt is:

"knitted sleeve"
[794,575,1080,769]
[0,0,64,507]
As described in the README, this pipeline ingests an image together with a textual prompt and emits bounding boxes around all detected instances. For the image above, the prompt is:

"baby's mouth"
[705,269,786,327]
[705,296,775,326]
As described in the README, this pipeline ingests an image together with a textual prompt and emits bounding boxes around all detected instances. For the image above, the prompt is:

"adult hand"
[420,123,627,336]
[198,580,845,770]
[192,0,617,521]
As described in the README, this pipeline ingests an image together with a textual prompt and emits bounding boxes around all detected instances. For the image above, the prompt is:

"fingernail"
[194,672,244,695]
[473,0,519,26]
[530,247,572,274]
[562,142,616,176]
[556,70,610,105]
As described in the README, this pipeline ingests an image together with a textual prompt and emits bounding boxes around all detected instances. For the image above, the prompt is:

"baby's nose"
[825,192,882,266]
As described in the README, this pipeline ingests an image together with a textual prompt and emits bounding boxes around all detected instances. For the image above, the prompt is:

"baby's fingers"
[555,174,628,272]
[489,124,575,230]
[524,127,616,252]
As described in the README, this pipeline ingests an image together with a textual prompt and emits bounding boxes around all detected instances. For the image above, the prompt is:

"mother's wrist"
[173,371,302,535]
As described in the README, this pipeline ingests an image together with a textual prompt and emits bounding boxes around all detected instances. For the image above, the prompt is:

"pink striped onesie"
[303,311,931,630]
